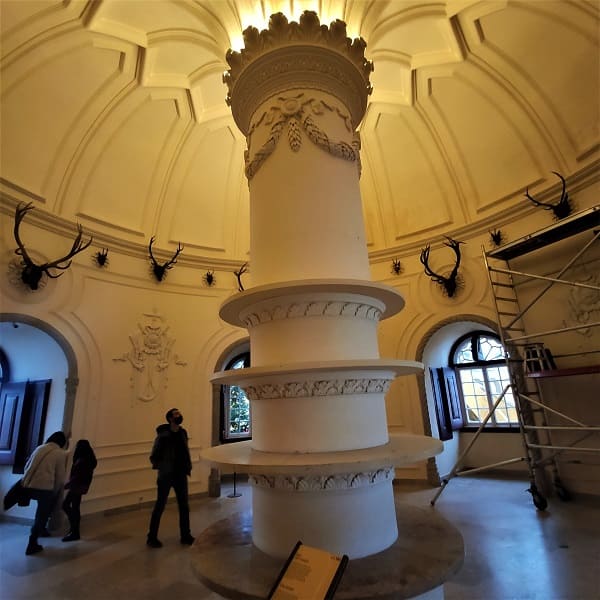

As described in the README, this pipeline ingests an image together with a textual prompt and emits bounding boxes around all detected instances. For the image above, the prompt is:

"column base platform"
[190,499,464,599]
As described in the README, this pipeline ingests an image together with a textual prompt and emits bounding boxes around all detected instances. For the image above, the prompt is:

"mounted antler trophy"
[94,248,109,268]
[203,270,216,286]
[489,229,504,247]
[420,236,465,298]
[234,262,248,292]
[525,171,573,220]
[13,202,93,291]
[148,237,183,282]
[391,258,403,275]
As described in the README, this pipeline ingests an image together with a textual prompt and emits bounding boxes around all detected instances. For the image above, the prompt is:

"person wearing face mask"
[146,408,194,548]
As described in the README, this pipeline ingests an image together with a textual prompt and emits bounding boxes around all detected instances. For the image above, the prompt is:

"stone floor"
[0,474,598,600]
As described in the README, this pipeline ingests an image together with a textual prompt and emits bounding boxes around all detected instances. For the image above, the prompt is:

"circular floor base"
[190,500,464,599]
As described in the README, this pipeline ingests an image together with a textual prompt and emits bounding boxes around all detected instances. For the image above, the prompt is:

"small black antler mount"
[420,236,465,298]
[489,229,504,247]
[525,171,573,220]
[148,237,183,282]
[94,248,109,268]
[12,202,93,291]
[203,270,216,287]
[391,258,403,276]
[234,262,249,292]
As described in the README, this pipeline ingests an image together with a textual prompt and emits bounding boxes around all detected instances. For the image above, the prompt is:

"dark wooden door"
[0,381,27,465]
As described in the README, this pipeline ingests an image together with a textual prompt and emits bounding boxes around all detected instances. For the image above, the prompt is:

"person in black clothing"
[62,439,97,542]
[146,408,194,548]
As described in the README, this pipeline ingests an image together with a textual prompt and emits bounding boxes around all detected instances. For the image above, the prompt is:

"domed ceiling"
[1,1,598,268]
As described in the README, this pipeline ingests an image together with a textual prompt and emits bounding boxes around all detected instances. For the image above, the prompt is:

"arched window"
[220,352,251,443]
[450,331,518,428]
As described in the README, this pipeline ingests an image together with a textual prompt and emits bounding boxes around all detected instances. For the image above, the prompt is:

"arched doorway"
[0,314,77,495]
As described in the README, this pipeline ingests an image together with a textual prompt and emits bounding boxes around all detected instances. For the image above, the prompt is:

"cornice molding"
[249,467,394,491]
[244,377,392,401]
[241,299,382,327]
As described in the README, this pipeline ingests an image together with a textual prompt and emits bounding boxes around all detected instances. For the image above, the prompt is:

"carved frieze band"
[241,299,382,328]
[250,467,394,491]
[244,378,392,401]
[245,94,362,180]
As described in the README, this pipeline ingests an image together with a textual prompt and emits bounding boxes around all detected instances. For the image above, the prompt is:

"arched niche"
[414,314,499,485]
[0,313,78,434]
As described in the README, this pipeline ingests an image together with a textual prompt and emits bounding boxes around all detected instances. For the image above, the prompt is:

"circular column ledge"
[210,358,423,386]
[191,503,464,600]
[199,433,443,475]
[219,279,405,326]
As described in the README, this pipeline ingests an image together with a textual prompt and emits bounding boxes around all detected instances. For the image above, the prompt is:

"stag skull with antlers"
[13,202,93,290]
[420,236,465,298]
[525,171,573,220]
[148,237,183,282]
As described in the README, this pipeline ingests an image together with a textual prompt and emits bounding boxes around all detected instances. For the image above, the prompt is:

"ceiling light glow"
[228,2,359,52]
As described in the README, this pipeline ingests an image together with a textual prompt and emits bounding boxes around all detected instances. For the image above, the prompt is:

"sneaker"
[25,542,43,555]
[146,537,163,548]
[62,532,80,542]
[180,534,195,545]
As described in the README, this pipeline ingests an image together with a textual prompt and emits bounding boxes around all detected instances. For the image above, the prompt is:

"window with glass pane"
[221,353,251,442]
[450,332,517,428]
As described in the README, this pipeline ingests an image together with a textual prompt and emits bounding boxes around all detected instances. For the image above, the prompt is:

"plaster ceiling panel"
[191,70,232,120]
[421,67,542,216]
[143,38,222,88]
[73,94,182,235]
[367,6,463,69]
[0,39,126,201]
[0,0,84,57]
[0,0,63,34]
[369,56,412,106]
[367,108,454,243]
[87,0,224,47]
[477,1,599,159]
[165,126,239,253]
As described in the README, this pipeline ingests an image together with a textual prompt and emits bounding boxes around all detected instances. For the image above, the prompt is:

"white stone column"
[202,11,442,560]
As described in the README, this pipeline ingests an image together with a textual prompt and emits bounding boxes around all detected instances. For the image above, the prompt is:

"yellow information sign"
[269,541,348,600]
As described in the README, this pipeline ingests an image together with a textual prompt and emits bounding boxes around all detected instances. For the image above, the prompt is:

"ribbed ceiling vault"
[1,1,598,267]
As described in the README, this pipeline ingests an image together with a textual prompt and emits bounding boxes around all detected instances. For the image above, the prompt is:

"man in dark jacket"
[146,408,194,548]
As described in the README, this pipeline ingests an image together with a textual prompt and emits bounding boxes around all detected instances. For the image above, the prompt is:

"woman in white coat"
[22,431,68,555]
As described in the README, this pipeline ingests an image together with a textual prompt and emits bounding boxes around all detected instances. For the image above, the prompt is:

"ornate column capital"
[224,11,373,135]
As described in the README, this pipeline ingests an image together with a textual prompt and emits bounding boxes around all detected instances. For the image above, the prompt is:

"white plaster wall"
[0,216,247,515]
[1,183,598,515]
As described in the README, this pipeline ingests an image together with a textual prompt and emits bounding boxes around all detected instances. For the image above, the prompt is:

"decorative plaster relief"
[113,312,187,403]
[244,378,392,401]
[567,271,600,337]
[244,93,361,180]
[250,467,394,491]
[241,299,381,328]
[245,94,361,180]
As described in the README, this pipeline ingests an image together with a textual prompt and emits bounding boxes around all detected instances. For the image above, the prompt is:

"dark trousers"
[148,472,190,540]
[28,489,56,539]
[62,491,82,534]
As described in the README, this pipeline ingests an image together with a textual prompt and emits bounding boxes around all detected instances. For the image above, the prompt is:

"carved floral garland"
[245,94,362,180]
